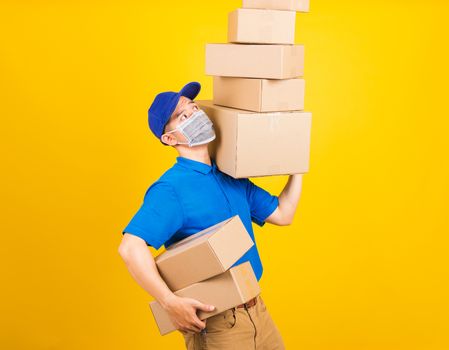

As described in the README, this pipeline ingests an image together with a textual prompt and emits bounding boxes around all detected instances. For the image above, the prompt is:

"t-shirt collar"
[176,156,217,174]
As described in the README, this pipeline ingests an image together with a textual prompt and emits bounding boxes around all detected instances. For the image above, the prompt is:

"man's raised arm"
[265,174,303,226]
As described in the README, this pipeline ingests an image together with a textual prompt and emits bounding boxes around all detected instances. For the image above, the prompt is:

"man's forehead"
[171,96,192,119]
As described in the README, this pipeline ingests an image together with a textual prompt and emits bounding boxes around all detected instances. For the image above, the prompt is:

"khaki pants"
[179,295,285,349]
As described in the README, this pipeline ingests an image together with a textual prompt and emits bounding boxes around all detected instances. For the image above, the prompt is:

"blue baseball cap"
[148,82,201,144]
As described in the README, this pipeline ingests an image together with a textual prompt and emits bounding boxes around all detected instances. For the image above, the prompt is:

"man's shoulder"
[158,162,184,183]
[144,162,184,195]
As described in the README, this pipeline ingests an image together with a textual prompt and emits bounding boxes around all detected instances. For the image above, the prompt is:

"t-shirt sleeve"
[244,178,279,227]
[122,182,184,249]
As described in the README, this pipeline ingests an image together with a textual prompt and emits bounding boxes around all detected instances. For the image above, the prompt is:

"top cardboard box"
[206,44,304,79]
[155,215,254,291]
[243,0,310,12]
[228,8,296,44]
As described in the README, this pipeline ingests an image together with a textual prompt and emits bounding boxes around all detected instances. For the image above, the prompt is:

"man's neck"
[176,145,211,166]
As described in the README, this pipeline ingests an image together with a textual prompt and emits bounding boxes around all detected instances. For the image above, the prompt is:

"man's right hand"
[161,294,215,333]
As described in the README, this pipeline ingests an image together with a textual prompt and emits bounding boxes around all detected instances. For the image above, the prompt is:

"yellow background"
[1,0,448,349]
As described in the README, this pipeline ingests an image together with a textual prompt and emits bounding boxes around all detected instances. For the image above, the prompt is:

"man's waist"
[233,296,258,310]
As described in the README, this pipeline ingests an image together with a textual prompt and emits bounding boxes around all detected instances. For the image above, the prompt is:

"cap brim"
[179,81,201,101]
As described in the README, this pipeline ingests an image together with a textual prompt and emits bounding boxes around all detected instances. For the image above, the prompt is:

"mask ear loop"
[179,133,193,146]
[176,140,190,146]
[165,109,206,146]
[164,127,191,146]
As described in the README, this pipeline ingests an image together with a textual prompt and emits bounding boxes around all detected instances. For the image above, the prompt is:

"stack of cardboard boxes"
[150,0,312,335]
[198,0,312,178]
[149,216,261,335]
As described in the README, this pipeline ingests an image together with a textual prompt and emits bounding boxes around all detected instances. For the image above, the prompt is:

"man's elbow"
[279,216,293,226]
[277,209,295,226]
[118,240,131,262]
[118,233,142,261]
[266,210,293,226]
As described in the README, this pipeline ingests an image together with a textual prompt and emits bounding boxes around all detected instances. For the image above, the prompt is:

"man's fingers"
[179,322,200,333]
[192,300,215,313]
[180,326,198,334]
[187,325,202,333]
[194,317,206,330]
[171,298,213,334]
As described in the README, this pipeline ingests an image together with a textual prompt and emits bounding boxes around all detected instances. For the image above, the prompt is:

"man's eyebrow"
[174,101,195,119]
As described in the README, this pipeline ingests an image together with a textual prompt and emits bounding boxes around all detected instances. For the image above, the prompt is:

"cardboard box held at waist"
[154,215,254,291]
[150,261,260,335]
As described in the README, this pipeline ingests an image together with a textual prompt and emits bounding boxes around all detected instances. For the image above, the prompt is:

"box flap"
[208,215,254,270]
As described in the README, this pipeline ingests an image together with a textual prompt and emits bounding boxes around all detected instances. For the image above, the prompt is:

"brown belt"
[235,296,258,309]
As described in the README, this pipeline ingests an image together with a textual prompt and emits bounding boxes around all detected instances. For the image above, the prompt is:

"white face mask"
[165,109,216,147]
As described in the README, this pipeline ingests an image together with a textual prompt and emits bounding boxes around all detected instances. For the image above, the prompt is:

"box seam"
[230,267,246,302]
[206,239,226,271]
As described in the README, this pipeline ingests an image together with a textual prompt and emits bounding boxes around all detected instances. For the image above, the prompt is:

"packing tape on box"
[269,113,281,132]
[241,266,261,297]
[267,114,282,174]
[257,11,274,41]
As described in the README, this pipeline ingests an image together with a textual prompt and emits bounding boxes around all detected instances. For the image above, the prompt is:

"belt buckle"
[242,296,257,310]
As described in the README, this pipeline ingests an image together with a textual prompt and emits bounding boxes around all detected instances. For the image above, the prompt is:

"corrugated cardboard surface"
[205,44,304,79]
[199,100,312,178]
[149,261,260,335]
[155,215,254,291]
[243,0,310,12]
[228,8,296,44]
[213,77,305,112]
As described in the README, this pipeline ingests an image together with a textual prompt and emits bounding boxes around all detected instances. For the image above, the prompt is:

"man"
[118,82,303,349]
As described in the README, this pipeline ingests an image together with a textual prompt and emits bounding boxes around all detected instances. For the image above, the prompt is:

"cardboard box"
[243,0,310,12]
[198,100,312,178]
[213,77,305,112]
[206,44,304,79]
[150,261,260,335]
[155,215,254,291]
[228,8,296,44]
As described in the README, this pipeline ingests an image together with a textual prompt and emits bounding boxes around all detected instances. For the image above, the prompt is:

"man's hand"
[119,235,215,333]
[161,294,215,333]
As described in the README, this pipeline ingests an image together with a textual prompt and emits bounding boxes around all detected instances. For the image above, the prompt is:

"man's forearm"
[278,174,303,224]
[120,244,174,308]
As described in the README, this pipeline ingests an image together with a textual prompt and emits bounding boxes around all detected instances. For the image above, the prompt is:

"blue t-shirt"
[122,156,279,282]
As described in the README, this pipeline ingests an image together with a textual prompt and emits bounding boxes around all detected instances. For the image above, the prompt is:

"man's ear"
[161,132,178,146]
